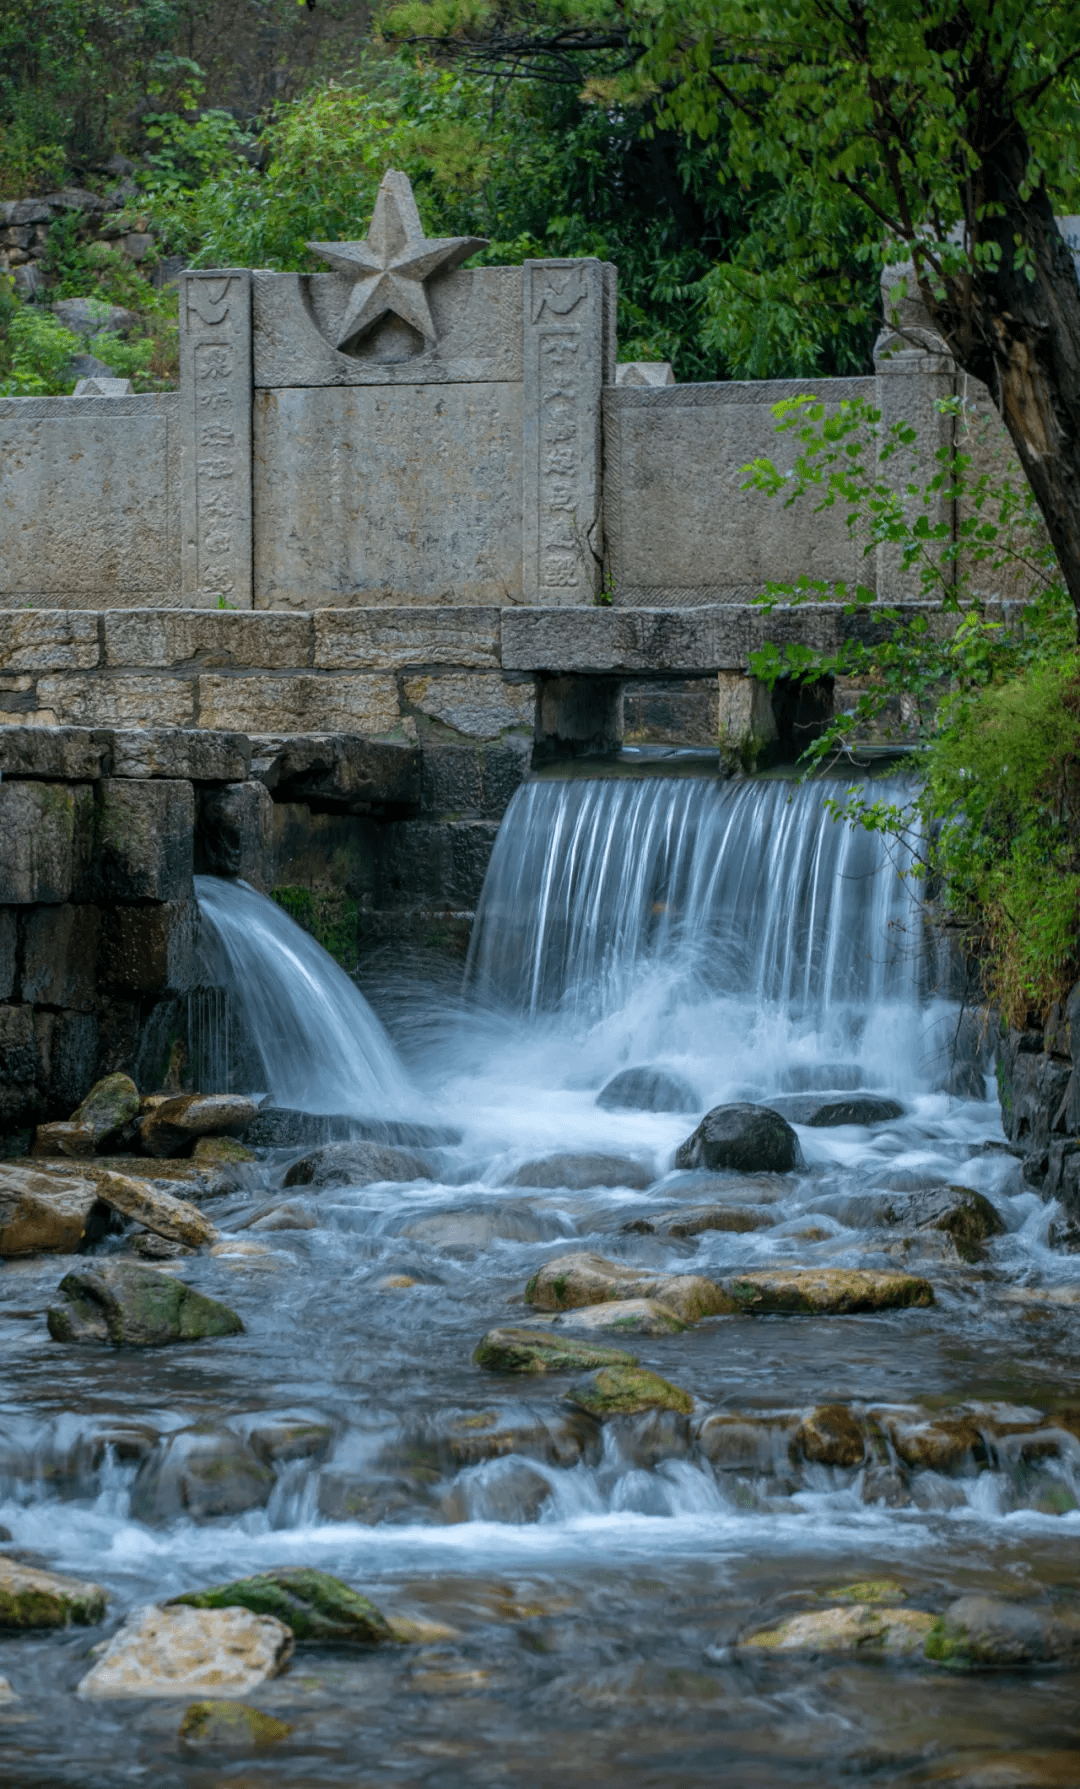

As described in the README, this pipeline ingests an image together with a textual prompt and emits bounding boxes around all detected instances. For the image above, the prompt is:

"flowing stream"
[3,769,1080,1785]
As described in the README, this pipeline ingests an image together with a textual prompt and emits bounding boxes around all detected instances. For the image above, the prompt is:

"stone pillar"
[180,269,253,609]
[522,259,611,605]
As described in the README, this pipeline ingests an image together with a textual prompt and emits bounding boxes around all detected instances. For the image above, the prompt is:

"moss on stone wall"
[270,885,360,971]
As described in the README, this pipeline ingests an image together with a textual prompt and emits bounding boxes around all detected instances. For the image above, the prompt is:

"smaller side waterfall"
[195,876,411,1114]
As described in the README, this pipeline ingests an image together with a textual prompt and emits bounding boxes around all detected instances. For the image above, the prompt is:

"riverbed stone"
[624,1204,776,1238]
[675,1103,804,1173]
[399,1203,557,1247]
[71,1072,140,1144]
[94,1169,219,1248]
[47,1260,244,1345]
[0,1557,108,1629]
[695,1412,799,1471]
[596,1067,699,1113]
[805,1095,906,1126]
[880,1410,985,1474]
[173,1568,391,1643]
[0,1164,107,1256]
[884,1185,1005,1259]
[715,1267,934,1314]
[742,1603,935,1656]
[76,1602,294,1698]
[244,1416,334,1466]
[473,1325,639,1374]
[552,1297,688,1336]
[283,1139,436,1189]
[140,1093,257,1158]
[925,1595,1080,1670]
[32,1119,97,1159]
[794,1404,867,1468]
[179,1699,293,1748]
[508,1152,653,1191]
[525,1252,732,1322]
[131,1430,275,1522]
[565,1364,693,1418]
[191,1135,255,1166]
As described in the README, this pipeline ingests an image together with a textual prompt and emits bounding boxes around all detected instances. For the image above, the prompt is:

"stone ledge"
[0,727,249,782]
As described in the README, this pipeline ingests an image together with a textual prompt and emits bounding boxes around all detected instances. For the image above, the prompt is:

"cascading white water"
[194,875,411,1114]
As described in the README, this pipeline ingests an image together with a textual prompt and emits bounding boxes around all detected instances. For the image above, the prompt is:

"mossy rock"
[565,1364,693,1418]
[0,1558,108,1630]
[743,1604,934,1656]
[473,1326,638,1375]
[179,1699,292,1747]
[47,1261,243,1347]
[825,1578,908,1605]
[71,1073,140,1144]
[172,1567,391,1643]
[719,1268,933,1315]
[191,1135,256,1166]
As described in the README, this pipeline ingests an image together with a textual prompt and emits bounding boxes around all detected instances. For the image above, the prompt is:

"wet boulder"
[47,1260,244,1346]
[32,1120,96,1159]
[94,1170,219,1248]
[173,1567,391,1643]
[386,1402,597,1473]
[552,1297,687,1336]
[805,1095,905,1127]
[130,1428,275,1522]
[76,1603,293,1698]
[508,1152,653,1191]
[244,1415,334,1467]
[71,1072,141,1146]
[140,1094,257,1159]
[442,1459,554,1525]
[565,1364,693,1418]
[695,1412,799,1473]
[715,1267,933,1315]
[794,1404,867,1468]
[624,1204,775,1238]
[525,1251,731,1322]
[397,1203,558,1247]
[675,1104,804,1174]
[245,1108,459,1149]
[879,1409,985,1474]
[473,1326,639,1375]
[883,1185,1005,1260]
[741,1604,934,1657]
[596,1067,699,1114]
[283,1140,436,1190]
[925,1595,1080,1670]
[190,1135,255,1168]
[179,1700,292,1748]
[0,1164,108,1256]
[0,1557,108,1629]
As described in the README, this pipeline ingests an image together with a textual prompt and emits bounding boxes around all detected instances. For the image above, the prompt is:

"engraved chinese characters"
[523,261,607,605]
[180,271,253,607]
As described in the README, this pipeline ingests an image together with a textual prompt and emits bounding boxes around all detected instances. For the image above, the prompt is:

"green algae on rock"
[0,1557,108,1630]
[717,1268,934,1315]
[172,1567,392,1644]
[179,1699,293,1747]
[47,1260,244,1346]
[70,1073,141,1146]
[525,1252,731,1322]
[473,1326,638,1375]
[924,1596,1080,1670]
[565,1364,693,1418]
[794,1404,867,1467]
[743,1603,935,1656]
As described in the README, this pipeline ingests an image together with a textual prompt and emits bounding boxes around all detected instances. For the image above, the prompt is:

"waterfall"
[194,876,411,1114]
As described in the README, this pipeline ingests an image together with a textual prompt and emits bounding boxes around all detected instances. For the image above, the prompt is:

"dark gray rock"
[596,1067,699,1114]
[47,1261,244,1347]
[108,730,250,783]
[507,1152,653,1191]
[805,1096,905,1127]
[130,1428,274,1523]
[250,734,421,813]
[0,727,110,782]
[245,1108,459,1150]
[0,912,15,1002]
[0,781,93,904]
[20,905,99,1009]
[197,782,273,882]
[52,297,135,337]
[927,1595,1080,1669]
[98,901,198,997]
[675,1104,804,1174]
[883,1184,1005,1256]
[94,780,194,903]
[623,1203,776,1238]
[283,1140,436,1190]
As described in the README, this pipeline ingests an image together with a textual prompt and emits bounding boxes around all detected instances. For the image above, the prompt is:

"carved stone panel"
[522,259,610,606]
[180,270,253,608]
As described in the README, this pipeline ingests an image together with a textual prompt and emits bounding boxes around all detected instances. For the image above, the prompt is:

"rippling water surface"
[3,774,1079,1786]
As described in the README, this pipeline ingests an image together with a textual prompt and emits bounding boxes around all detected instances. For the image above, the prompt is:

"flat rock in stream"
[595,1067,699,1113]
[474,1326,639,1374]
[0,1556,108,1629]
[925,1595,1080,1670]
[140,1094,257,1159]
[715,1267,934,1315]
[173,1567,391,1643]
[76,1603,293,1698]
[0,1164,108,1257]
[741,1604,934,1657]
[283,1140,436,1190]
[94,1170,219,1248]
[508,1153,653,1191]
[623,1204,776,1238]
[552,1297,688,1336]
[47,1260,244,1346]
[565,1365,693,1418]
[675,1104,804,1174]
[525,1252,731,1322]
[398,1204,559,1247]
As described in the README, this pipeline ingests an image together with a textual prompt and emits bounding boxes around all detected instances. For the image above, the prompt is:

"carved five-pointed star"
[308,169,488,355]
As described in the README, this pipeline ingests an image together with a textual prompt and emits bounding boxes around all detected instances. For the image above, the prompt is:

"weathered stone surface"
[0,1164,106,1255]
[716,1268,934,1315]
[94,779,194,901]
[551,1297,688,1335]
[675,1104,804,1174]
[47,1260,244,1346]
[29,1008,100,1114]
[104,611,309,671]
[695,1412,798,1471]
[198,781,274,881]
[174,1568,391,1643]
[376,816,499,909]
[253,732,421,811]
[107,727,250,781]
[314,607,502,670]
[37,674,195,728]
[525,1252,731,1323]
[0,1557,108,1629]
[398,1204,558,1247]
[508,1153,653,1191]
[0,782,92,904]
[20,903,100,1007]
[473,1326,639,1374]
[76,1603,293,1698]
[71,1072,140,1142]
[179,1699,293,1747]
[191,1135,255,1167]
[95,1170,219,1248]
[140,1094,256,1158]
[0,910,15,1001]
[742,1604,935,1657]
[884,1185,1005,1259]
[131,1429,274,1521]
[33,1119,96,1158]
[881,1411,984,1474]
[0,610,99,671]
[244,1416,333,1466]
[925,1596,1080,1670]
[403,672,534,739]
[199,673,402,736]
[565,1365,693,1418]
[794,1404,866,1468]
[0,725,109,781]
[53,297,135,336]
[283,1140,435,1189]
[596,1066,699,1113]
[99,900,198,995]
[616,360,675,387]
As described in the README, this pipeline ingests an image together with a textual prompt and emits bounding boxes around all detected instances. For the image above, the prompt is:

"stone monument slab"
[180,270,253,608]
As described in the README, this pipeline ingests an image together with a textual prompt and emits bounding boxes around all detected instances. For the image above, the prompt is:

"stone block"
[501,606,740,674]
[21,905,100,1009]
[615,361,675,387]
[716,672,778,767]
[378,819,500,910]
[0,610,99,671]
[104,611,311,670]
[0,1004,39,1106]
[99,902,198,995]
[95,780,195,902]
[420,739,530,820]
[108,728,250,782]
[313,607,501,671]
[622,678,719,747]
[536,675,620,758]
[197,783,274,884]
[198,674,401,736]
[0,725,109,780]
[33,1009,99,1112]
[252,734,420,812]
[36,674,195,729]
[0,782,93,904]
[252,383,523,607]
[403,672,534,740]
[0,911,16,1000]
